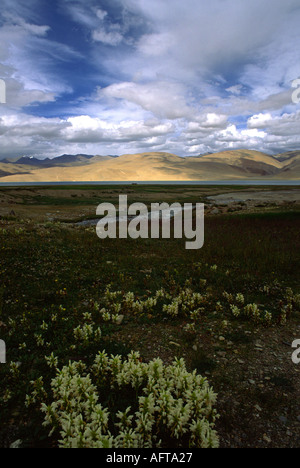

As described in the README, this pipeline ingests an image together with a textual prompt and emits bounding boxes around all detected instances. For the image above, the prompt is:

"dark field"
[0,185,300,448]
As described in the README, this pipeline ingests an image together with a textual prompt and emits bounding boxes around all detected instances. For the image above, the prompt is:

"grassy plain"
[0,184,299,448]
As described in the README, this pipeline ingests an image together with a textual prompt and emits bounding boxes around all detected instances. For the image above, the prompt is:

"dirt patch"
[207,189,300,205]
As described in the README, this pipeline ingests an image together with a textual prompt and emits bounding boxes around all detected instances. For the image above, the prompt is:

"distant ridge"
[0,149,299,182]
[2,154,96,167]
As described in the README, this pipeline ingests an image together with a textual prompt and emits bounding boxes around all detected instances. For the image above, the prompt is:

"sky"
[0,0,300,160]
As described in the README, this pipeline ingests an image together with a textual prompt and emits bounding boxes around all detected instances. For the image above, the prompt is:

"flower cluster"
[25,377,47,407]
[162,288,205,318]
[73,323,102,346]
[94,285,206,327]
[230,305,241,318]
[91,274,299,330]
[41,352,219,449]
[221,289,297,326]
[235,293,245,307]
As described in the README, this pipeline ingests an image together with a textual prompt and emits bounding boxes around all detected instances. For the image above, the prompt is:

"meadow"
[0,185,299,448]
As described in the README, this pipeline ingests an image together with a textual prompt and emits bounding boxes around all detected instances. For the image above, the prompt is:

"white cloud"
[0,15,78,108]
[62,115,174,143]
[226,85,243,96]
[100,81,193,120]
[248,113,273,128]
[64,3,126,47]
[121,0,300,84]
[137,33,174,57]
[248,111,300,137]
[96,9,108,21]
[92,29,123,46]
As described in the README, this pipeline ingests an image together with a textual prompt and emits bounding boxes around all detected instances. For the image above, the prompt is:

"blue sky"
[0,0,300,159]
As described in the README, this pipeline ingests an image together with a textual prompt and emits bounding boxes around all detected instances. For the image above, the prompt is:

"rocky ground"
[106,316,300,448]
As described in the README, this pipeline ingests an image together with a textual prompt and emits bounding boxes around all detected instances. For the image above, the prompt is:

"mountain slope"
[0,150,299,182]
[1,154,114,168]
[276,153,300,179]
[275,151,300,162]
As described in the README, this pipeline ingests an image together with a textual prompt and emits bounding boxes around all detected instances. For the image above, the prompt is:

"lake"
[0,180,299,187]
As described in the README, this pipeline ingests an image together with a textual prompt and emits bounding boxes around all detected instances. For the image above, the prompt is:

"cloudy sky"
[0,0,300,159]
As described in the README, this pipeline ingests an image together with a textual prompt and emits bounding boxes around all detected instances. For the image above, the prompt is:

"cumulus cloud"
[248,111,300,137]
[62,115,174,143]
[91,6,124,46]
[0,112,176,158]
[99,81,193,120]
[0,0,300,159]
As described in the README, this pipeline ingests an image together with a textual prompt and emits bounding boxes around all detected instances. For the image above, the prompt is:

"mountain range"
[0,150,299,182]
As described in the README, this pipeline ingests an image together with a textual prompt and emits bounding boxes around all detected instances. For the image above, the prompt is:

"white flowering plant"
[41,351,219,449]
[90,275,299,331]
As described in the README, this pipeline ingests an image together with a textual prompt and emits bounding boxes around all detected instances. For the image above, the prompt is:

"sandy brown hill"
[275,151,300,162]
[191,150,282,177]
[276,155,300,179]
[0,150,299,182]
[0,162,35,176]
[199,149,282,166]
